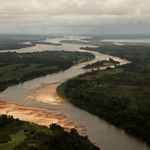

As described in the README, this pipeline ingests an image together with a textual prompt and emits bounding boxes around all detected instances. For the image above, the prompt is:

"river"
[0,36,149,150]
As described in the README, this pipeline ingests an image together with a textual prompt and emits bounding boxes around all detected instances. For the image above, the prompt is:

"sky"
[0,0,150,35]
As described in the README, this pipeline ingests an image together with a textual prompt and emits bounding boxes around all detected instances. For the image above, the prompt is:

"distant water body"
[101,38,150,44]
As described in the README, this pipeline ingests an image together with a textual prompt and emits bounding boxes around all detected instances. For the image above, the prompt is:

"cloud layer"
[0,0,150,34]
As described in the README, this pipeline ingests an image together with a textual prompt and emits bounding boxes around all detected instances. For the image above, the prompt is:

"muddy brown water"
[0,36,149,150]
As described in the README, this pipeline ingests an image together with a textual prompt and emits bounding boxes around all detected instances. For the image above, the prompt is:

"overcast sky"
[0,0,150,35]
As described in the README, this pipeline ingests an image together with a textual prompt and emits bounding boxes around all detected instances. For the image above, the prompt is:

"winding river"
[0,36,149,150]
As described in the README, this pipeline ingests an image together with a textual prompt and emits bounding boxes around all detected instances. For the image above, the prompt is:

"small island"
[83,59,120,69]
[31,41,63,46]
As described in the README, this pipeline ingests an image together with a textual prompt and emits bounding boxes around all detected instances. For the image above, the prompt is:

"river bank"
[0,36,149,150]
[0,51,94,92]
[0,99,87,134]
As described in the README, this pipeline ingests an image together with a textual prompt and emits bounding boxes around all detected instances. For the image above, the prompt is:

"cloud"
[0,0,142,15]
[0,0,150,34]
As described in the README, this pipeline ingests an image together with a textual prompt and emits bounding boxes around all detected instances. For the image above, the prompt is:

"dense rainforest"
[58,44,150,144]
[0,115,99,150]
[0,51,94,92]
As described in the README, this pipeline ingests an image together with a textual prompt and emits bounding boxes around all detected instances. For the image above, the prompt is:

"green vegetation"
[0,131,26,150]
[31,41,62,46]
[0,115,99,150]
[61,40,88,45]
[0,51,94,91]
[81,44,150,61]
[0,34,53,50]
[83,59,119,69]
[58,44,150,144]
[0,34,63,50]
